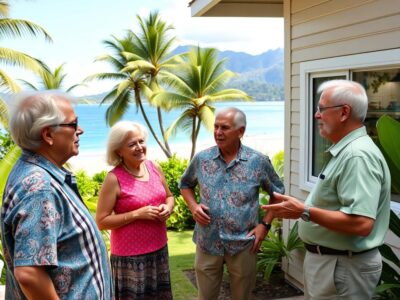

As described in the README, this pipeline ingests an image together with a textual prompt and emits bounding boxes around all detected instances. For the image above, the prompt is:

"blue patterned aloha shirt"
[1,151,113,300]
[179,145,284,256]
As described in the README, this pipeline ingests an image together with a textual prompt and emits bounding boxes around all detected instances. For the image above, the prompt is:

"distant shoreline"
[69,134,284,175]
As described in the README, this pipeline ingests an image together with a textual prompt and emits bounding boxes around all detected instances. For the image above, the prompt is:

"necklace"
[122,163,146,178]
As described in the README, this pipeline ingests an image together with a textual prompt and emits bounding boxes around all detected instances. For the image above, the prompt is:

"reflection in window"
[353,69,400,142]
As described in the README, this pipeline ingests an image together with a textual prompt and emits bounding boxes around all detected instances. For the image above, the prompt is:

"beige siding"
[285,0,400,287]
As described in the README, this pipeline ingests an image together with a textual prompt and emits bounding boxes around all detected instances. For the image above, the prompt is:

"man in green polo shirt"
[263,79,391,299]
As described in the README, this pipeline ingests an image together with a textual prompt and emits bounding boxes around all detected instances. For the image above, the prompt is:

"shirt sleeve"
[179,154,199,189]
[261,156,285,195]
[337,156,381,219]
[11,189,61,268]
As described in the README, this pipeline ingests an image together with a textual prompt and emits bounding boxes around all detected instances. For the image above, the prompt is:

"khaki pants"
[194,245,257,300]
[304,248,381,300]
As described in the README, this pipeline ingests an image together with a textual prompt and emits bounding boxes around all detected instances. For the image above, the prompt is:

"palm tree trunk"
[190,115,201,160]
[136,92,172,158]
[156,107,171,153]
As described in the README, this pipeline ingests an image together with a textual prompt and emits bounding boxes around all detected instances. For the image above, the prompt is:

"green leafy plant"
[375,115,400,298]
[376,210,400,299]
[158,155,196,231]
[257,221,304,280]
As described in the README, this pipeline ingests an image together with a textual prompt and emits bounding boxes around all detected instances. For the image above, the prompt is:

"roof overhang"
[189,0,283,17]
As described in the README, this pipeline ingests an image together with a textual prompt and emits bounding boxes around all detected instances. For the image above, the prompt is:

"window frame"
[299,49,400,209]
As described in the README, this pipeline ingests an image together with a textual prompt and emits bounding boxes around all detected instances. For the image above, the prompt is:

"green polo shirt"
[299,127,391,251]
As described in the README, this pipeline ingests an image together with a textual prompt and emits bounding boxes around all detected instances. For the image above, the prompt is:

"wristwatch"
[301,205,311,222]
[260,220,272,230]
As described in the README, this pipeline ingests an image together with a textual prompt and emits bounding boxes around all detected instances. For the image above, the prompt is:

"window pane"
[311,76,346,177]
[353,68,400,202]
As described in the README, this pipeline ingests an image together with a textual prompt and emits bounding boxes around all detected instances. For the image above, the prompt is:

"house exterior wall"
[283,0,400,287]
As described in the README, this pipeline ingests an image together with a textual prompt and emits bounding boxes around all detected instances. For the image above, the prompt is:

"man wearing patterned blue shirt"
[1,92,113,299]
[179,107,284,300]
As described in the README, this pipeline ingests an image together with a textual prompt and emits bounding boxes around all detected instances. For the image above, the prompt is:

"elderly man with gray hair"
[263,80,391,299]
[179,107,284,300]
[1,92,113,299]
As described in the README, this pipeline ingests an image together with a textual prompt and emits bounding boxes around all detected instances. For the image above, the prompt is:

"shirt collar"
[21,150,69,185]
[212,143,250,163]
[327,126,367,157]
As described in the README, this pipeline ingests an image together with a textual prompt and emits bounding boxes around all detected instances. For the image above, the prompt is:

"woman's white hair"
[318,80,368,122]
[9,91,71,150]
[106,121,148,166]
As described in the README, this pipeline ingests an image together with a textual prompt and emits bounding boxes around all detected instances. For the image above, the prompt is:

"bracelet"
[124,213,129,224]
[260,221,271,230]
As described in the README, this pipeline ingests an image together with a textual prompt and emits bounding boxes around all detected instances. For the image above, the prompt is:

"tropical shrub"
[158,155,196,231]
[75,170,103,216]
[257,150,304,279]
[0,129,13,160]
[257,221,304,280]
[375,115,400,298]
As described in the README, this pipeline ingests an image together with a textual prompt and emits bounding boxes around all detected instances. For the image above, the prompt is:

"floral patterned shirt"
[1,151,113,300]
[179,145,284,256]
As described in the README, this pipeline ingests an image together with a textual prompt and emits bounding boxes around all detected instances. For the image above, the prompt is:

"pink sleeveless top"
[110,160,168,256]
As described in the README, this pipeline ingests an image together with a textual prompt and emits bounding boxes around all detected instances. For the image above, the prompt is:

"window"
[299,49,400,206]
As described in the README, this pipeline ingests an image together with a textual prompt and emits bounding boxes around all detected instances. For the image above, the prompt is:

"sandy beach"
[68,134,284,175]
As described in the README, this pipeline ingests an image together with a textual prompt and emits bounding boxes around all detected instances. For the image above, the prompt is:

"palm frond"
[105,89,133,126]
[152,92,192,111]
[0,47,44,73]
[0,69,20,92]
[0,1,9,17]
[165,110,194,140]
[17,79,38,90]
[0,145,22,199]
[198,105,215,132]
[84,72,127,82]
[0,18,52,41]
[0,97,9,127]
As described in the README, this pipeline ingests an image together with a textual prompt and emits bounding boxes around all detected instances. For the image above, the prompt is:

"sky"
[4,0,284,96]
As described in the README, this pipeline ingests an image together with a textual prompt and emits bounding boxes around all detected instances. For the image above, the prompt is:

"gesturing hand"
[261,192,304,219]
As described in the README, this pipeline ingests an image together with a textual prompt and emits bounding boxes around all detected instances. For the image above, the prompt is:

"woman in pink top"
[96,121,174,300]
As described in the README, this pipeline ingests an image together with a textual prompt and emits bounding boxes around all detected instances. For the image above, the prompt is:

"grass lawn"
[168,230,197,300]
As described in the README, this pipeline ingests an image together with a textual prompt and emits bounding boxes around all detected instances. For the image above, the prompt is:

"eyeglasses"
[316,104,345,113]
[50,118,78,131]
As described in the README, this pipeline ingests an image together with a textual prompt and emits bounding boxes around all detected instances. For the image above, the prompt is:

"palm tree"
[18,63,84,92]
[85,34,172,157]
[0,0,51,198]
[87,11,179,158]
[152,46,252,160]
[0,0,52,93]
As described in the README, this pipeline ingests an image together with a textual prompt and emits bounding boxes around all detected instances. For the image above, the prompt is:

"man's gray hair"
[106,121,148,166]
[216,107,247,129]
[9,91,72,150]
[318,79,368,122]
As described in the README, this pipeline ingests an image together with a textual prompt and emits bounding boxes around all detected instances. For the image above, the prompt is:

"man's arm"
[263,192,374,236]
[180,188,210,226]
[14,266,59,300]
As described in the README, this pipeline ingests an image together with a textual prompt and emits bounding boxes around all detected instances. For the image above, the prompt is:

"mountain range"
[1,47,284,103]
[84,46,284,102]
[171,46,284,101]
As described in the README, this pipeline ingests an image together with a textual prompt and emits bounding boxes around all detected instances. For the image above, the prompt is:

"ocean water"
[74,101,284,154]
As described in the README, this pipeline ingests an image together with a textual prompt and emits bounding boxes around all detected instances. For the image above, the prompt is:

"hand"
[191,204,211,227]
[158,203,173,221]
[247,224,268,253]
[136,205,161,220]
[261,192,304,219]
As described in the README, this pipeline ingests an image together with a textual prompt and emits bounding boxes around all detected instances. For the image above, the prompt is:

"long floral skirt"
[111,245,173,300]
